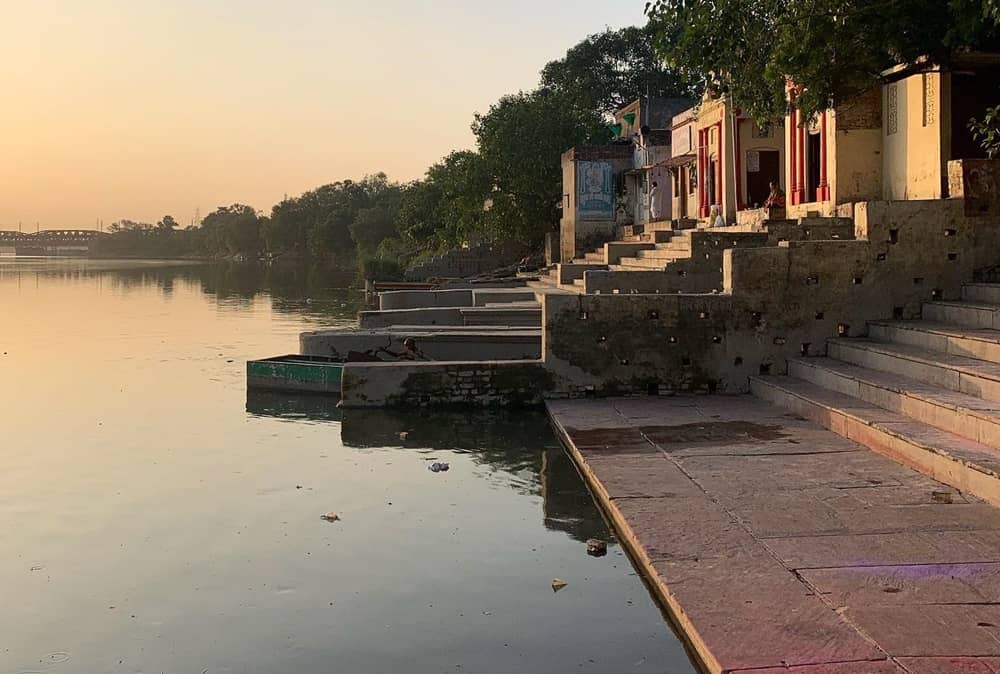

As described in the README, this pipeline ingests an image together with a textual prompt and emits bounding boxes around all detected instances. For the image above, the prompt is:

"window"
[752,122,772,138]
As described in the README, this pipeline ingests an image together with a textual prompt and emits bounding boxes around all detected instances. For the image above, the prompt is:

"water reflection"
[0,258,365,321]
[247,399,615,545]
[0,258,696,674]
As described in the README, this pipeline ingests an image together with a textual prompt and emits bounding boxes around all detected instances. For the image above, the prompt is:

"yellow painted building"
[780,53,1000,215]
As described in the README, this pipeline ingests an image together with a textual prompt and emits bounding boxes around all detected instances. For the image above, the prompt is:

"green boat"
[246,354,344,394]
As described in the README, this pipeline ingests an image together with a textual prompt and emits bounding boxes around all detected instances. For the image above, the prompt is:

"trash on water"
[428,462,450,473]
[551,578,568,593]
[586,539,608,557]
[320,512,341,523]
[399,431,410,440]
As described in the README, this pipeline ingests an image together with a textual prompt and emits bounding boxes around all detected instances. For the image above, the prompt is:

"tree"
[472,89,608,243]
[156,215,178,233]
[646,0,1000,122]
[200,204,264,256]
[266,173,404,262]
[540,24,692,117]
[396,150,492,248]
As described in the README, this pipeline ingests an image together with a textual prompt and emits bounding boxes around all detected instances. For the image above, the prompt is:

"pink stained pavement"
[547,396,1000,674]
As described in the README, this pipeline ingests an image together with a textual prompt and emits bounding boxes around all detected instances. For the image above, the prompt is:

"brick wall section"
[837,88,883,130]
[405,241,531,281]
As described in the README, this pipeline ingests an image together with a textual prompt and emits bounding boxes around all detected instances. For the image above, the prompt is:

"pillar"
[715,121,723,213]
[796,118,806,204]
[735,117,744,211]
[699,129,709,217]
[789,107,798,205]
[818,111,829,201]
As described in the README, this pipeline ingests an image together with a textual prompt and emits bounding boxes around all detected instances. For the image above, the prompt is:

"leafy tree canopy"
[646,0,1000,121]
[540,24,692,116]
[473,89,608,241]
[396,150,491,248]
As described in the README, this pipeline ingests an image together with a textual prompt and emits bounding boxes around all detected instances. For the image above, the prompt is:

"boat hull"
[246,355,344,394]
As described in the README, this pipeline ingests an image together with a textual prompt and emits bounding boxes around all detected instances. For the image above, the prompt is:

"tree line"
[93,24,690,277]
[95,3,1000,276]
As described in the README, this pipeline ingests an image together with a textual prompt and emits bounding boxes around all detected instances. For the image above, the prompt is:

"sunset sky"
[0,1,645,229]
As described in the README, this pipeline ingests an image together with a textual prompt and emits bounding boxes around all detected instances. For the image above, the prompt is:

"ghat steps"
[752,283,1000,506]
[532,216,855,294]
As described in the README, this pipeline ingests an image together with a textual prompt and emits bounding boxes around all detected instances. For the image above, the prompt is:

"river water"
[0,259,696,674]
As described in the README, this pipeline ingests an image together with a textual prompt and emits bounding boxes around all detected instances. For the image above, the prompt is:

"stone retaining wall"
[340,360,553,407]
[405,241,530,281]
[543,199,1000,396]
[300,328,541,361]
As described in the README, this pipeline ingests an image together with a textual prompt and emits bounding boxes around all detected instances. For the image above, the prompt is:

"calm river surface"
[0,259,696,674]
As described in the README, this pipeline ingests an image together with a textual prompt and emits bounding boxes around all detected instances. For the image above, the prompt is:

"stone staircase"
[533,216,855,294]
[751,282,1000,506]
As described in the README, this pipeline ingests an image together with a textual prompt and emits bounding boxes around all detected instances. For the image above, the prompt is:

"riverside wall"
[543,199,1000,396]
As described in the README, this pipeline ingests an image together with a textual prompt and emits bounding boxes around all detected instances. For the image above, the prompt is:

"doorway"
[807,133,821,202]
[746,150,780,207]
[707,160,717,207]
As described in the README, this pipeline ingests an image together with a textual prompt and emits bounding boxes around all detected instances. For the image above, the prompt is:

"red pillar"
[715,121,723,213]
[818,110,829,201]
[735,117,744,210]
[796,118,806,204]
[699,129,709,217]
[789,107,798,205]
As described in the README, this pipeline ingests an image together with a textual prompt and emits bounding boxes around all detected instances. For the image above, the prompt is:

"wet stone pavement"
[548,395,1000,674]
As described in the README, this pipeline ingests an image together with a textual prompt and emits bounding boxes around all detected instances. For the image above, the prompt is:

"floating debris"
[320,512,341,523]
[399,431,410,440]
[586,539,608,557]
[429,462,450,473]
[551,578,568,593]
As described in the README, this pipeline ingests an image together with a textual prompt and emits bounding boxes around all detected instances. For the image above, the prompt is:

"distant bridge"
[0,229,104,255]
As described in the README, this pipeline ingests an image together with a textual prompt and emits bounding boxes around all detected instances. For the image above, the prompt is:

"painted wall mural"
[577,161,614,220]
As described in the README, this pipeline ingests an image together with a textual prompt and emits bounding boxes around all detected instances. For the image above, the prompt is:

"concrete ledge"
[460,306,541,327]
[379,288,538,310]
[557,262,607,284]
[300,328,541,361]
[340,360,553,408]
[471,289,537,306]
[379,289,473,310]
[359,307,465,328]
[605,241,655,264]
[583,268,722,295]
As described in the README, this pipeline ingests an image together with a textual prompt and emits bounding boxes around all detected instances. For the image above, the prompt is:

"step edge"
[790,357,1000,423]
[751,375,1000,479]
[830,339,1000,384]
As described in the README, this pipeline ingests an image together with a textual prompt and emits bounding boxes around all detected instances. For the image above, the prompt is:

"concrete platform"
[300,327,541,361]
[548,395,1000,674]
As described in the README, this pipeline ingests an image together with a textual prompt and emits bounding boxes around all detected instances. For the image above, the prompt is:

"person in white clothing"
[711,205,725,228]
[648,181,660,221]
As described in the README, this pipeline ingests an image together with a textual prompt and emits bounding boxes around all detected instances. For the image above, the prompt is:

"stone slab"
[897,657,1000,673]
[847,605,1000,656]
[547,395,1000,673]
[766,531,1000,569]
[733,662,903,674]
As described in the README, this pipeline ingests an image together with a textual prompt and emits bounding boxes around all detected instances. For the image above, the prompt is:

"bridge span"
[0,229,105,256]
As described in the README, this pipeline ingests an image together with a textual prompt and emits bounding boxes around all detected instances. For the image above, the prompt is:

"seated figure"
[764,182,786,209]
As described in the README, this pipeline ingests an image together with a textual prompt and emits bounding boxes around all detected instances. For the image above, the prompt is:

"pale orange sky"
[0,1,645,229]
